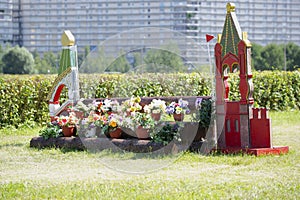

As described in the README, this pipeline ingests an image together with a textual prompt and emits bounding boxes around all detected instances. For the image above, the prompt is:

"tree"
[251,42,300,71]
[79,47,113,73]
[78,46,90,68]
[259,43,284,71]
[105,53,131,73]
[285,42,300,71]
[251,43,264,70]
[0,44,4,73]
[2,46,35,74]
[132,52,142,68]
[143,43,186,73]
[32,50,58,74]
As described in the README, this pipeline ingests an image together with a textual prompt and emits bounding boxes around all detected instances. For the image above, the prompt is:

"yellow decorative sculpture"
[226,3,235,13]
[61,30,75,47]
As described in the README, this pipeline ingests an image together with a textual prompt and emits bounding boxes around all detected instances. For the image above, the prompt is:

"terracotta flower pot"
[109,128,122,139]
[151,113,161,121]
[62,126,76,137]
[173,113,184,121]
[136,126,150,139]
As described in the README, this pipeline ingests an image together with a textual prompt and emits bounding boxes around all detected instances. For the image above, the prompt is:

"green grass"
[0,111,299,199]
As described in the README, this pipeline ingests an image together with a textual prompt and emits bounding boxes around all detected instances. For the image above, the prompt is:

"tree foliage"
[79,47,113,73]
[143,43,187,73]
[252,42,300,71]
[105,50,131,73]
[33,51,59,74]
[2,46,35,74]
[285,42,300,71]
[0,45,4,73]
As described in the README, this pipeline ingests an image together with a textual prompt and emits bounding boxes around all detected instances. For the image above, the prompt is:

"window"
[235,120,239,132]
[226,119,231,132]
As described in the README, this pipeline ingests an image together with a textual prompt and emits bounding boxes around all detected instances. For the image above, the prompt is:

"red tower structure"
[215,3,288,155]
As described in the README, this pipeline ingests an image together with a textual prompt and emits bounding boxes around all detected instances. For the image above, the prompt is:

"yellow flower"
[109,120,117,128]
[130,107,136,112]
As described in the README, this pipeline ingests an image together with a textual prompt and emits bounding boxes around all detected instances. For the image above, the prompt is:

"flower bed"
[36,96,212,151]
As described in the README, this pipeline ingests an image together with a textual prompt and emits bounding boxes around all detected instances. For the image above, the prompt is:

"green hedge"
[0,71,299,128]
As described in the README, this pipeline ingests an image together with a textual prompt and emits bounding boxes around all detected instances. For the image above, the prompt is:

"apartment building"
[0,0,13,44]
[1,0,299,65]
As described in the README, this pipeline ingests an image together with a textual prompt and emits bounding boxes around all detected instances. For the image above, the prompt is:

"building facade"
[0,0,14,44]
[1,0,299,64]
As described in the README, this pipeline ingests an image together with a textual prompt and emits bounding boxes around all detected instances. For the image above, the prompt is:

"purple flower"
[89,123,95,129]
[178,98,188,108]
[195,98,203,108]
[166,106,175,114]
[172,123,180,132]
[185,109,191,114]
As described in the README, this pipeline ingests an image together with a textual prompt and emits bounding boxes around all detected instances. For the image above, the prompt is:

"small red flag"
[206,34,214,42]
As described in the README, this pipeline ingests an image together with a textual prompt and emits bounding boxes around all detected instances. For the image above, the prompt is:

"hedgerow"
[0,71,299,128]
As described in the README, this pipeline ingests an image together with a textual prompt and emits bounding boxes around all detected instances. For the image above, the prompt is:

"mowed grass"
[0,111,299,199]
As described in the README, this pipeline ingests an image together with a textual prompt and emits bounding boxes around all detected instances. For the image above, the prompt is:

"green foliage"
[143,43,186,73]
[2,46,35,74]
[0,75,54,128]
[193,98,212,128]
[252,42,300,71]
[252,71,300,110]
[33,51,59,74]
[79,47,113,73]
[151,122,182,145]
[251,43,264,70]
[39,122,62,139]
[105,52,131,73]
[261,43,285,70]
[285,42,300,71]
[0,71,299,128]
[227,71,300,110]
[0,44,4,73]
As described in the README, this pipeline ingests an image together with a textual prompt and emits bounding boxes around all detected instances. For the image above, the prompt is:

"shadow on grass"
[0,143,25,149]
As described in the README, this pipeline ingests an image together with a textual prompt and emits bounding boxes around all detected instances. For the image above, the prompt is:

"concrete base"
[30,136,204,153]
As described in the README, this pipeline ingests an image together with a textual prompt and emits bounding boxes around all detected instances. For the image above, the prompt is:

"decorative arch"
[47,31,80,120]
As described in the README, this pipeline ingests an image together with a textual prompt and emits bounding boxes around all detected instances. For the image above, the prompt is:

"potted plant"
[102,113,123,139]
[96,99,121,115]
[56,112,79,137]
[165,98,190,121]
[73,99,91,119]
[192,98,212,141]
[131,112,155,139]
[151,122,182,145]
[143,99,166,121]
[39,121,62,139]
[80,111,107,138]
[121,96,142,116]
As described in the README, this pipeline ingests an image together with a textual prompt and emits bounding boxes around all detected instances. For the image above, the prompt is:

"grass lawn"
[0,111,299,199]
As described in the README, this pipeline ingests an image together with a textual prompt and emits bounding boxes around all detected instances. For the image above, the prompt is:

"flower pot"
[62,126,76,137]
[136,126,150,139]
[151,113,161,121]
[109,128,122,139]
[173,113,184,121]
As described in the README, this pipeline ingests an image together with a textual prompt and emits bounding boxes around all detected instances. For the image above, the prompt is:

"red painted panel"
[225,116,241,147]
[250,118,271,148]
[225,102,241,147]
[53,84,65,103]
